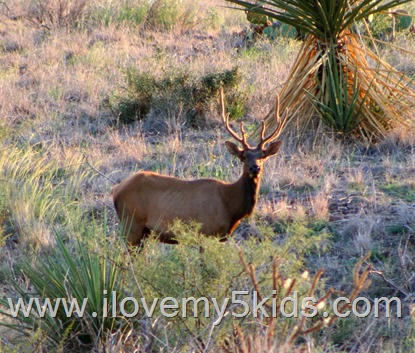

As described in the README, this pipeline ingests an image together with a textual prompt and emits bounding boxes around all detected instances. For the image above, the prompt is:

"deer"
[112,89,287,247]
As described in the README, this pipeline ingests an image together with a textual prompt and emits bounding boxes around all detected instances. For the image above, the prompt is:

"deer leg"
[158,231,178,244]
[123,221,146,247]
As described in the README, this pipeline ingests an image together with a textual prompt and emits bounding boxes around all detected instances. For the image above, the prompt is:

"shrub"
[116,66,244,127]
[117,219,357,351]
[369,10,413,40]
[24,0,88,29]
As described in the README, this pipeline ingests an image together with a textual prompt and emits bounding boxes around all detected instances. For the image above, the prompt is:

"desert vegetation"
[0,0,415,352]
[227,0,415,143]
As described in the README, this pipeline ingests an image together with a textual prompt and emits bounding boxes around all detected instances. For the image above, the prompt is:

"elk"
[112,89,287,246]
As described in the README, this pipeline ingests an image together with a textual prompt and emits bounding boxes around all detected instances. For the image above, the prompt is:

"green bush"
[369,11,413,40]
[116,66,244,127]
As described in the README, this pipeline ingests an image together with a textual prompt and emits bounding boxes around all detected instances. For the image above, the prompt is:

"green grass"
[90,2,148,27]
[379,181,415,202]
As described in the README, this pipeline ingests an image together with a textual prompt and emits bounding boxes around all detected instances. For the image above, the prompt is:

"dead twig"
[371,268,409,298]
[83,156,117,185]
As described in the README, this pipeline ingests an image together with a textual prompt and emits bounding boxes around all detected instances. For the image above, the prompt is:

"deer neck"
[228,172,261,218]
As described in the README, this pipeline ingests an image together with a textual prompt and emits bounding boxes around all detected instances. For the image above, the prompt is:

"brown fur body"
[112,169,263,245]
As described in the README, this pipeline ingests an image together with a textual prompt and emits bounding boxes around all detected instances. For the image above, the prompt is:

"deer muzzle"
[249,165,261,177]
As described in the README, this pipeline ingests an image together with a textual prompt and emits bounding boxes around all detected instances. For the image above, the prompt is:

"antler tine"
[259,94,287,148]
[239,122,250,147]
[220,87,249,147]
[260,120,266,141]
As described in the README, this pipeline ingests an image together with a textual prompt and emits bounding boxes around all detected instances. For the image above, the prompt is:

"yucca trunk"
[226,0,415,143]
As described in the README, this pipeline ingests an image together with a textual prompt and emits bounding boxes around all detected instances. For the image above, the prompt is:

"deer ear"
[264,140,282,157]
[225,141,243,158]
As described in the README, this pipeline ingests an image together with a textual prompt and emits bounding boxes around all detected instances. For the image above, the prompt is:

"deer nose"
[249,165,261,176]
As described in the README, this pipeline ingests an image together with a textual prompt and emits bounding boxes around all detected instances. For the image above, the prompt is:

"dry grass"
[1,0,415,352]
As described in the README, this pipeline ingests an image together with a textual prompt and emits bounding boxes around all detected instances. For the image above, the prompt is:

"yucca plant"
[0,225,127,351]
[226,0,415,143]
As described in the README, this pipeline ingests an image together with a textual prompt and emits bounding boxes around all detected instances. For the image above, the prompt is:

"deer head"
[220,88,286,179]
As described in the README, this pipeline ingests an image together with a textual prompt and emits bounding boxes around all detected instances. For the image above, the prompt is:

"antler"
[258,94,287,149]
[220,87,250,148]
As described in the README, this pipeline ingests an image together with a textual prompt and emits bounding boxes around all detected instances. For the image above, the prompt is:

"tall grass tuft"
[144,0,198,31]
[0,146,91,249]
[87,0,149,27]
